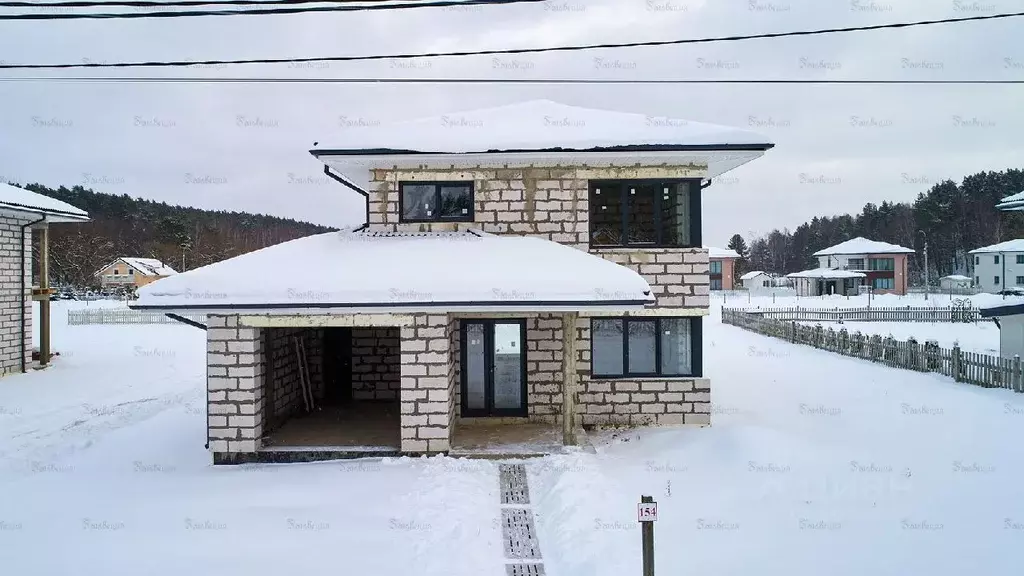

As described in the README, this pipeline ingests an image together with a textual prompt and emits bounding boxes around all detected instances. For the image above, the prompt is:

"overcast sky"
[1,0,1021,246]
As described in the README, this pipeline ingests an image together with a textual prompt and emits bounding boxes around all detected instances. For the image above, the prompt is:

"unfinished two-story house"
[133,100,773,463]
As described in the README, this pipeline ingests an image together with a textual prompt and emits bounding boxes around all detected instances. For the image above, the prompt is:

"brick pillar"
[400,314,450,453]
[207,314,265,459]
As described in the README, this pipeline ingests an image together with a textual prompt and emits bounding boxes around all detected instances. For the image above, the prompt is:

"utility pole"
[919,230,929,300]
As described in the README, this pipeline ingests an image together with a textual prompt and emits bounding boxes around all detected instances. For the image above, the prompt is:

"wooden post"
[952,344,962,383]
[562,312,579,446]
[1014,355,1021,393]
[39,224,50,366]
[640,495,655,576]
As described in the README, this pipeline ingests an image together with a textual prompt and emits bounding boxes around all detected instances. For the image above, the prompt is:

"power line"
[0,77,1020,84]
[2,11,1022,69]
[0,0,543,19]
[5,0,458,5]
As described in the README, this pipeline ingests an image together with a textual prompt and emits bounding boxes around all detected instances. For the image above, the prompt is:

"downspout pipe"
[19,214,46,373]
[323,164,371,232]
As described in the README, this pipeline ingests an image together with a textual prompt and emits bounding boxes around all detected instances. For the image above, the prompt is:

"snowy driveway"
[2,303,1024,575]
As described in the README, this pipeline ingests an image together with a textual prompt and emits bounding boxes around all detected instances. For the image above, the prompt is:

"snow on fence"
[67,309,207,326]
[722,309,1023,393]
[742,306,980,323]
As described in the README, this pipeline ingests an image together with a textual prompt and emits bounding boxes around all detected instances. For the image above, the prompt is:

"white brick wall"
[0,214,33,378]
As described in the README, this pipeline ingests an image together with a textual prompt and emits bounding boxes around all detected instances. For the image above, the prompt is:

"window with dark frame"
[589,180,701,248]
[995,255,1000,264]
[590,317,701,378]
[399,182,474,223]
[709,260,722,274]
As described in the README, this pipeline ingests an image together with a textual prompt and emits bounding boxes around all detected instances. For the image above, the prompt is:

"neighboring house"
[995,190,1024,211]
[740,270,795,296]
[812,237,914,295]
[968,240,1024,293]
[0,183,89,377]
[131,99,774,464]
[95,257,178,289]
[786,268,866,297]
[939,274,973,291]
[706,247,740,290]
[740,270,771,290]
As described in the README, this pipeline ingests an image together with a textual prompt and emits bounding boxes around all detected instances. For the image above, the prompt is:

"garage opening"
[261,326,401,451]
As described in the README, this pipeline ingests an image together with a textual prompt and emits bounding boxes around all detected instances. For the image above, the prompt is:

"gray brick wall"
[351,327,400,400]
[263,327,323,433]
[399,314,452,453]
[207,315,266,454]
[0,214,33,378]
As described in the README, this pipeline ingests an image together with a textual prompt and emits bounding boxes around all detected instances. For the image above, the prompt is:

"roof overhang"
[132,230,656,314]
[980,304,1024,318]
[0,202,90,223]
[311,148,769,182]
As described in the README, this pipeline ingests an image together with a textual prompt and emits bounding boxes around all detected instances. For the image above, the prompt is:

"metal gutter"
[165,313,207,331]
[309,143,776,157]
[322,164,370,231]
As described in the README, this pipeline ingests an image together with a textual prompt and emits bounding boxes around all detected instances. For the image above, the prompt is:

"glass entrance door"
[460,320,527,417]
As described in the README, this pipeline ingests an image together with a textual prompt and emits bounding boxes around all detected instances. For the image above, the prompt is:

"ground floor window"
[591,317,702,378]
[710,278,722,290]
[872,277,894,290]
[995,276,1001,286]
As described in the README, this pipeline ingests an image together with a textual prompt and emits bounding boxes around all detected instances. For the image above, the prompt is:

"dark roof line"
[309,142,775,158]
[132,298,653,311]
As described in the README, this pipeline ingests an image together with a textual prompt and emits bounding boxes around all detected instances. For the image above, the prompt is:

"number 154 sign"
[637,502,658,522]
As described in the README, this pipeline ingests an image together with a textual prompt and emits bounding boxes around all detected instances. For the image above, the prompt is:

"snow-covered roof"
[968,239,1024,254]
[996,191,1024,211]
[812,237,914,256]
[941,274,972,281]
[706,246,740,259]
[0,183,89,223]
[311,99,774,182]
[740,270,769,280]
[121,258,178,277]
[786,268,866,279]
[975,293,1024,317]
[132,230,655,313]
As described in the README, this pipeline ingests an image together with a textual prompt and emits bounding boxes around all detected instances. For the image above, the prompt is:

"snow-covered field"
[3,301,1024,575]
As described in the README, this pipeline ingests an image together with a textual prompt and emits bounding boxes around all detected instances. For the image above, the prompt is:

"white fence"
[67,309,207,326]
[722,309,1022,392]
[738,306,981,323]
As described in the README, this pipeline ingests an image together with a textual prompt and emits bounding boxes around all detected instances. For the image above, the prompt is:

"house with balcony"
[969,239,1024,294]
[131,99,773,463]
[809,237,914,295]
[95,257,178,290]
[707,247,740,290]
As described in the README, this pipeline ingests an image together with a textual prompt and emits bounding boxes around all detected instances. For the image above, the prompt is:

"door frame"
[459,319,529,418]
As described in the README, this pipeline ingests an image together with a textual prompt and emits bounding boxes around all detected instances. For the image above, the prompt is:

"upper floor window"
[1017,255,1024,264]
[975,256,980,265]
[709,260,722,274]
[847,258,864,270]
[995,255,1000,264]
[128,269,134,275]
[589,180,701,248]
[399,182,474,223]
[868,258,894,271]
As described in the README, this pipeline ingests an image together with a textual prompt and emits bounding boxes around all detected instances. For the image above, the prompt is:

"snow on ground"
[3,300,1024,575]
[795,321,1000,356]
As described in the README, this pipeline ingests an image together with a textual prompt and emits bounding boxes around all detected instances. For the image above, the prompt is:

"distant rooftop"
[969,239,1024,254]
[813,237,914,257]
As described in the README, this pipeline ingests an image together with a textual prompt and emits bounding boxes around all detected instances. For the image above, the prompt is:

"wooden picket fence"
[742,306,980,323]
[67,308,207,326]
[722,308,1023,393]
